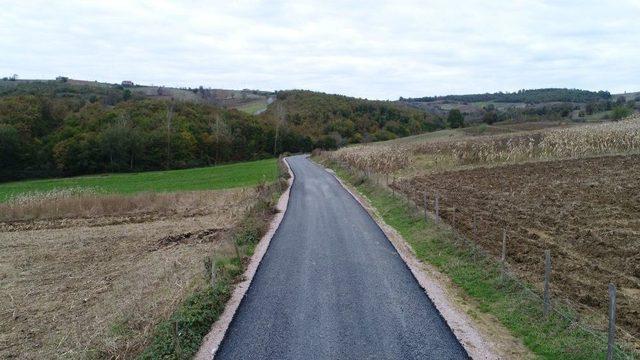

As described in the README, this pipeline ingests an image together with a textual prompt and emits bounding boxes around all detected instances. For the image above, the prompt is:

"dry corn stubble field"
[0,189,255,359]
[330,114,640,174]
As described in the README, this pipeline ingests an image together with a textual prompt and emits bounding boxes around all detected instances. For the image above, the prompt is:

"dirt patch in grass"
[0,189,254,359]
[393,154,640,346]
[153,228,225,250]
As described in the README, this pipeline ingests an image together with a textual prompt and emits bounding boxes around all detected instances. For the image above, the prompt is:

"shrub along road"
[216,155,467,359]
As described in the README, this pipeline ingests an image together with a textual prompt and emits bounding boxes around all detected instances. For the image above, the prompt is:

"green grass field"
[236,100,268,114]
[0,158,278,202]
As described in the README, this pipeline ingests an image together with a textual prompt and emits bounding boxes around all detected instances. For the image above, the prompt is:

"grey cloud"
[0,0,638,99]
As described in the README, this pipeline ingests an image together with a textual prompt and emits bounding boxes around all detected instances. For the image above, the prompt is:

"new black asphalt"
[216,155,468,359]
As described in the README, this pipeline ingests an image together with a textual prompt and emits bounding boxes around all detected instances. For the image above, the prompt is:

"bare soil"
[393,154,640,343]
[0,189,254,359]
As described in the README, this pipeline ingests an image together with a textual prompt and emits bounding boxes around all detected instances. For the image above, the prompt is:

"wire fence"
[333,158,639,359]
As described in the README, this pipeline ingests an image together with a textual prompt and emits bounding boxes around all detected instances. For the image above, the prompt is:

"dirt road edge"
[322,163,520,360]
[195,158,294,360]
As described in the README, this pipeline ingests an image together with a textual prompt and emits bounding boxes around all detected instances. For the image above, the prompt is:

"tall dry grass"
[0,189,254,222]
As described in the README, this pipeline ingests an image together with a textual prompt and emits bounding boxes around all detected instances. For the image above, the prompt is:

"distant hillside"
[0,83,443,181]
[400,88,638,125]
[404,88,611,104]
[0,78,274,113]
[616,91,640,102]
[264,90,442,147]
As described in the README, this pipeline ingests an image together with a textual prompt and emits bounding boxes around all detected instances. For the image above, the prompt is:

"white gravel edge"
[195,158,294,360]
[324,165,501,360]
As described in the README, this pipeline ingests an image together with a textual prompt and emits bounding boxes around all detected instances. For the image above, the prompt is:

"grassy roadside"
[0,158,278,203]
[319,157,637,360]
[136,159,290,359]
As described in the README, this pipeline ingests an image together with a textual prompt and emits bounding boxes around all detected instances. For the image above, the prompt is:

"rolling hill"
[400,88,637,124]
[0,80,439,181]
[264,90,441,147]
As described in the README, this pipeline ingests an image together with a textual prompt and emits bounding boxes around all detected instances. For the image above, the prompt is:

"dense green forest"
[404,88,611,103]
[0,82,438,181]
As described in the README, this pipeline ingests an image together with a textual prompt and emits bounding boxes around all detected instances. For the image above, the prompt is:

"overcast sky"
[1,1,639,99]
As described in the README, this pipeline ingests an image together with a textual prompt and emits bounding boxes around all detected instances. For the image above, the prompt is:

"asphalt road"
[216,155,468,359]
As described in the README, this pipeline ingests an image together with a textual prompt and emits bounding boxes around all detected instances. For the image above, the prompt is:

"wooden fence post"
[174,319,181,356]
[435,193,440,223]
[543,250,551,317]
[607,283,617,360]
[211,259,217,288]
[473,215,477,241]
[470,215,478,260]
[234,242,241,260]
[501,229,507,280]
[423,192,428,222]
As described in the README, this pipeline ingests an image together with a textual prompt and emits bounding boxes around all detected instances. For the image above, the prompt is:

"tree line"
[0,84,441,182]
[403,88,612,104]
[0,95,278,181]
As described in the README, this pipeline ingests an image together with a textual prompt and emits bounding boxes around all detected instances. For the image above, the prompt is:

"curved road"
[216,155,468,359]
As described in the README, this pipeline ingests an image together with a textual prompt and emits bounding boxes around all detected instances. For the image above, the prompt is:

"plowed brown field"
[394,154,640,339]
